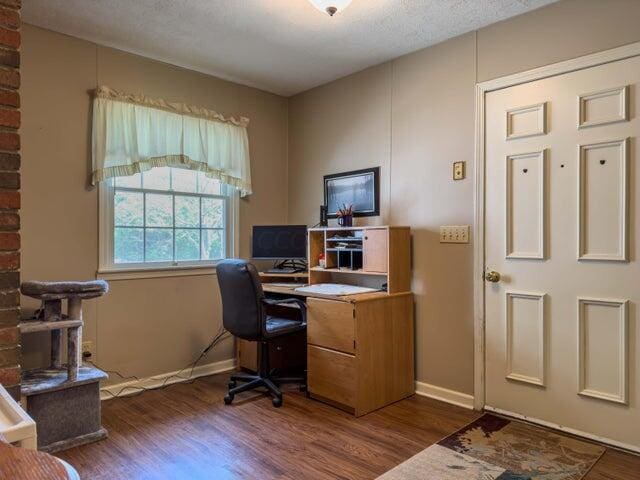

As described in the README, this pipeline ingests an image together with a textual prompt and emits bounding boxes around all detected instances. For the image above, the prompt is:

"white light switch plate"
[440,225,470,244]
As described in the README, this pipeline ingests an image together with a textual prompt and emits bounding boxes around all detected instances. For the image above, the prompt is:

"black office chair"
[216,259,307,407]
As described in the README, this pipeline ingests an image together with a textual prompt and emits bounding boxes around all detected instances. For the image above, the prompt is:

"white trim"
[474,40,640,414]
[505,291,546,387]
[415,381,474,410]
[477,42,640,93]
[505,150,546,259]
[506,102,547,139]
[100,358,236,400]
[577,138,629,262]
[97,265,217,281]
[577,297,629,404]
[578,85,629,129]
[473,82,486,411]
[484,405,640,455]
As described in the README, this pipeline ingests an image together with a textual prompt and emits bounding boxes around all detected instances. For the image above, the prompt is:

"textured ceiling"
[23,0,558,97]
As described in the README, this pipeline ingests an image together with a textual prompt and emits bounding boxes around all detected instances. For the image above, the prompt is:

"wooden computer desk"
[238,226,415,417]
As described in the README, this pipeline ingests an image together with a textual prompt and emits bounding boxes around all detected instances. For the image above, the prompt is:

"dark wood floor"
[56,373,640,479]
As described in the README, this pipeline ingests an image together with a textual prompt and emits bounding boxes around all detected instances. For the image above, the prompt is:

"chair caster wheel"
[224,394,234,405]
[299,384,307,392]
[272,396,283,408]
[228,381,237,389]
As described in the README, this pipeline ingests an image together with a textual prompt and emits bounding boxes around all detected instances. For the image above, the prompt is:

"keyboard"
[263,268,303,274]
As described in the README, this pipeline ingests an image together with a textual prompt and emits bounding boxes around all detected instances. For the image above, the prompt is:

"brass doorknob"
[485,271,501,283]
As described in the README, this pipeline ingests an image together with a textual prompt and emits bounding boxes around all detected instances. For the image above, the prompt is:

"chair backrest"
[216,259,265,341]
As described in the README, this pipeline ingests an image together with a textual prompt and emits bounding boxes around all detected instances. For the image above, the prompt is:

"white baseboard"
[415,381,475,410]
[100,358,236,400]
[485,405,640,455]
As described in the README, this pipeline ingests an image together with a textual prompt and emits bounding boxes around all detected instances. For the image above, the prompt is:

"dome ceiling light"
[308,0,353,16]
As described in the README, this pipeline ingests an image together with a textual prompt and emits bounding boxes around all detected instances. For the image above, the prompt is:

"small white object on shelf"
[295,283,379,296]
[0,384,37,450]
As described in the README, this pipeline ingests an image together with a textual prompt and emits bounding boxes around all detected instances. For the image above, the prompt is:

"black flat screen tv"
[251,225,307,260]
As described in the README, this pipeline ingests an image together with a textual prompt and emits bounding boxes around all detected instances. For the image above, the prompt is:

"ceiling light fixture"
[308,0,353,16]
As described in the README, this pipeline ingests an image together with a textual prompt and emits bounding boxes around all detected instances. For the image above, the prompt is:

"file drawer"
[307,298,355,354]
[308,345,355,408]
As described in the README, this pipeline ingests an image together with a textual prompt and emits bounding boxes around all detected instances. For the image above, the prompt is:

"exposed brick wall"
[0,0,19,400]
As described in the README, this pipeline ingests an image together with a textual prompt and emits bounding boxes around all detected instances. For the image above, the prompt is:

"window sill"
[97,264,218,281]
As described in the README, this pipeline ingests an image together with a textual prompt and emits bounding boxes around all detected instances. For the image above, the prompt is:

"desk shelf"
[258,272,309,279]
[309,267,386,276]
[308,226,410,294]
[326,237,362,242]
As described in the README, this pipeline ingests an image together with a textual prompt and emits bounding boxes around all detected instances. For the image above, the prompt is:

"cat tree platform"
[20,280,109,453]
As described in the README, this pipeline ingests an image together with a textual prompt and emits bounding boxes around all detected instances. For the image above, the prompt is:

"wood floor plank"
[55,373,639,479]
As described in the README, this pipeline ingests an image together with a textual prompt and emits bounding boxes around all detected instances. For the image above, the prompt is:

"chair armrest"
[262,297,307,323]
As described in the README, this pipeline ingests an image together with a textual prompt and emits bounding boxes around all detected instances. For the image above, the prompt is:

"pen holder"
[338,214,353,227]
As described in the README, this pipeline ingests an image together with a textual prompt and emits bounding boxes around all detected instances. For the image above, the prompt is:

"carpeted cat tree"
[19,280,109,453]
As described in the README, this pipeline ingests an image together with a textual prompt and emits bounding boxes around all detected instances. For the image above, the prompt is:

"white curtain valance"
[91,86,252,196]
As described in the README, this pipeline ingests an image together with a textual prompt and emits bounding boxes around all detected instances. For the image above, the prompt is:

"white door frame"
[473,41,640,411]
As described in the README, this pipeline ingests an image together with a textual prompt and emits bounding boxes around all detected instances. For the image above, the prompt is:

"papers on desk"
[294,283,379,296]
[269,283,307,288]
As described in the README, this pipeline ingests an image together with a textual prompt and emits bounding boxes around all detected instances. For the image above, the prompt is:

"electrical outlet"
[440,225,470,244]
[82,341,94,359]
[453,161,466,180]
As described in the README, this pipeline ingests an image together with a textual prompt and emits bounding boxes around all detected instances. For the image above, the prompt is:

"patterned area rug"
[378,414,605,480]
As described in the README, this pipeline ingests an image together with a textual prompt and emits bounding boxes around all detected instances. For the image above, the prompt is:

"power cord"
[85,326,231,399]
[273,258,308,271]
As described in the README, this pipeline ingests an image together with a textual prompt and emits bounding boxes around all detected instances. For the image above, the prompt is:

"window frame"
[98,170,239,277]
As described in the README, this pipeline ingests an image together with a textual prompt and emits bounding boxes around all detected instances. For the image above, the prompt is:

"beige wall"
[288,0,640,395]
[20,25,289,380]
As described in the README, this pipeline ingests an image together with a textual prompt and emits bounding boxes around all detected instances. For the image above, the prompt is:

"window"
[99,167,237,272]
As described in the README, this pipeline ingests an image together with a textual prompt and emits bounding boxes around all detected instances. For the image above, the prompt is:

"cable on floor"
[86,325,231,399]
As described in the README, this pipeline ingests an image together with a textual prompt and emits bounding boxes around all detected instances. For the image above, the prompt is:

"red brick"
[0,232,18,250]
[0,151,18,169]
[0,212,18,231]
[0,47,18,68]
[0,326,17,346]
[0,1,20,9]
[0,7,19,30]
[0,252,18,270]
[0,107,18,128]
[0,130,18,151]
[0,307,18,325]
[0,88,17,107]
[0,171,17,188]
[0,345,18,367]
[0,27,18,49]
[0,273,18,290]
[0,67,17,88]
[0,191,17,209]
[0,365,19,384]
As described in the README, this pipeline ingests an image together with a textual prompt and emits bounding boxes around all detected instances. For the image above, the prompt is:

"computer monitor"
[251,225,307,260]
